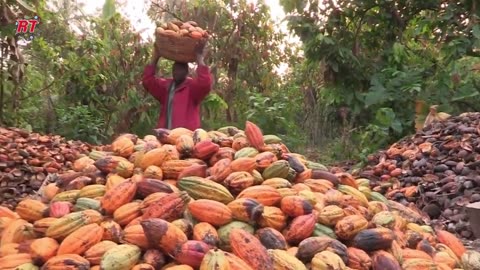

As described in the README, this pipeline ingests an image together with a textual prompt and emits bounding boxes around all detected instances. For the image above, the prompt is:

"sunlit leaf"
[102,0,116,20]
[15,0,36,14]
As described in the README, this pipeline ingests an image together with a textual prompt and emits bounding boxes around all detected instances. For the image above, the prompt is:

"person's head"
[172,62,189,84]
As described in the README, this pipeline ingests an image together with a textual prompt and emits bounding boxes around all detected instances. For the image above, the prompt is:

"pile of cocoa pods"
[359,112,480,241]
[0,127,92,209]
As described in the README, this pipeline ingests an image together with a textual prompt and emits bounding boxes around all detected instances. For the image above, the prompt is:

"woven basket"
[155,33,206,63]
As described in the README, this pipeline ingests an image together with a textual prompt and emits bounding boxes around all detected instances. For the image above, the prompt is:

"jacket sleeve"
[142,64,168,103]
[190,65,213,104]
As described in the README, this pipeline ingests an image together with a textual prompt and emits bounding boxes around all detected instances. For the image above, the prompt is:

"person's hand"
[195,39,208,58]
[195,39,208,65]
[151,46,161,65]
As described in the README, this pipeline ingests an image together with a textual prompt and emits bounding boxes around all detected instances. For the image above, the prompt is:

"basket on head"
[155,32,207,63]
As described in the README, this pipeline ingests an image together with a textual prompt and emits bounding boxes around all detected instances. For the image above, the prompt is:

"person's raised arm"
[142,46,168,103]
[190,40,212,104]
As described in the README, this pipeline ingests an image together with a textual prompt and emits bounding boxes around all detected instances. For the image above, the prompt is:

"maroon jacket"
[142,64,212,130]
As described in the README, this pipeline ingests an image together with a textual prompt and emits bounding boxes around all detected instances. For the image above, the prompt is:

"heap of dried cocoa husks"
[0,127,92,209]
[359,112,480,241]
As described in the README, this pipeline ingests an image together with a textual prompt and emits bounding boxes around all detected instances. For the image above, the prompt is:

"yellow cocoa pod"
[311,250,346,270]
[268,249,307,270]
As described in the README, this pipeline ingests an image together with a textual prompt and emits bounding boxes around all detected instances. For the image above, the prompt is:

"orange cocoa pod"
[237,185,282,206]
[230,157,257,172]
[178,164,208,179]
[113,201,142,226]
[143,249,166,269]
[434,251,456,268]
[193,222,219,247]
[105,174,126,191]
[126,216,143,228]
[143,165,163,180]
[244,121,265,149]
[29,237,59,264]
[132,263,155,270]
[142,191,190,221]
[190,31,203,39]
[283,213,316,245]
[101,178,137,215]
[188,199,233,226]
[141,218,188,256]
[141,192,169,209]
[229,229,273,270]
[286,246,298,257]
[165,127,193,144]
[161,159,194,179]
[255,151,278,169]
[0,216,14,233]
[171,219,193,238]
[100,219,122,243]
[224,171,255,193]
[262,177,293,189]
[402,258,439,269]
[175,240,212,268]
[258,206,287,231]
[176,134,195,157]
[280,195,313,217]
[0,241,32,256]
[138,148,168,170]
[0,206,20,219]
[1,219,36,246]
[161,144,181,161]
[0,243,20,256]
[224,251,254,270]
[111,136,135,157]
[0,253,32,269]
[347,247,372,270]
[33,217,58,235]
[401,248,433,261]
[163,264,193,270]
[436,229,466,259]
[334,215,369,240]
[15,199,49,222]
[209,158,233,182]
[121,224,150,250]
[84,240,118,265]
[57,223,104,255]
[42,254,90,269]
[336,172,359,188]
[227,198,264,224]
[294,169,313,183]
[304,179,334,193]
[193,139,220,160]
[291,183,311,192]
[208,147,235,165]
[42,183,60,202]
[231,137,250,151]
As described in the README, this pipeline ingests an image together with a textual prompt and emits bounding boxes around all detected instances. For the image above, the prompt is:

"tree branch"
[151,1,184,22]
[19,80,55,101]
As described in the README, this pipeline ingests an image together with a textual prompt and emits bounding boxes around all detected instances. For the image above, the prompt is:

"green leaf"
[364,78,387,107]
[102,0,116,20]
[473,25,480,40]
[16,0,36,14]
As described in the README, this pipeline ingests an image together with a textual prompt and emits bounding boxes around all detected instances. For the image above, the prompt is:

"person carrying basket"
[142,38,212,131]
